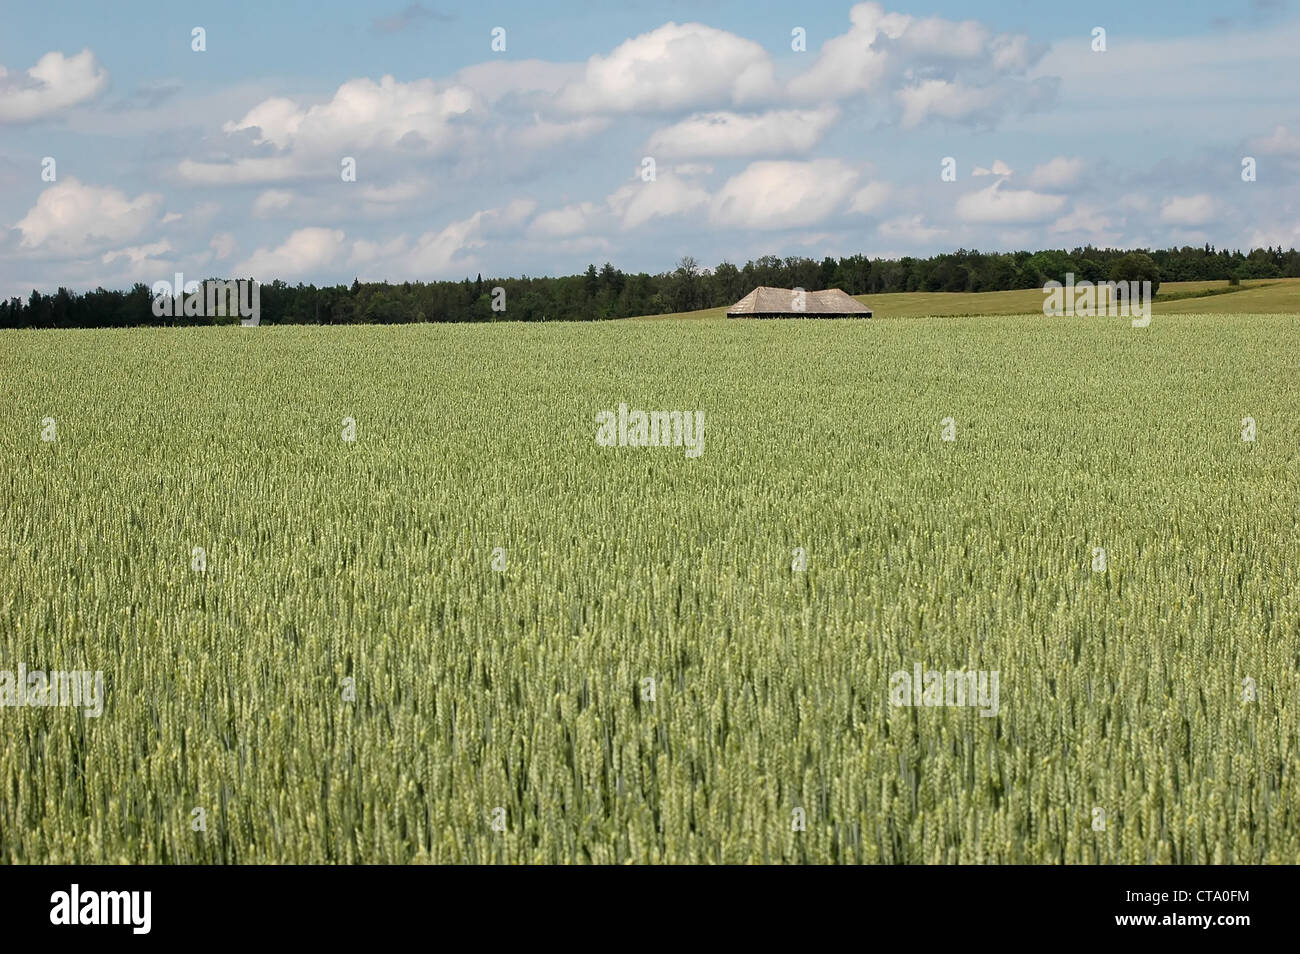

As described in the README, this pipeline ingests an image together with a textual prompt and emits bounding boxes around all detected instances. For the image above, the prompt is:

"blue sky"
[2,0,1299,296]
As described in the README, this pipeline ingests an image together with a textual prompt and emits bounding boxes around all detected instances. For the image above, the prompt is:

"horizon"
[3,241,1295,303]
[3,1,1300,298]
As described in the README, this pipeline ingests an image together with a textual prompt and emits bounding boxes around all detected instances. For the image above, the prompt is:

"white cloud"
[1248,125,1300,157]
[528,201,600,239]
[896,79,1003,128]
[646,107,838,158]
[0,50,108,122]
[1246,221,1300,248]
[1027,156,1084,189]
[177,157,304,186]
[710,159,861,230]
[252,189,297,218]
[1049,202,1119,243]
[895,15,991,59]
[232,227,347,280]
[955,180,1066,223]
[184,73,596,188]
[95,240,176,283]
[358,180,430,204]
[101,240,173,269]
[454,60,582,103]
[789,3,1050,127]
[878,215,946,243]
[350,202,539,280]
[849,181,890,215]
[12,177,162,255]
[557,22,775,112]
[990,34,1033,72]
[788,3,906,99]
[399,218,487,273]
[971,159,1013,177]
[222,76,476,154]
[671,163,714,177]
[348,235,409,268]
[609,174,710,229]
[1160,194,1217,226]
[1118,193,1154,215]
[532,170,722,238]
[210,233,237,261]
[487,199,538,232]
[509,116,609,150]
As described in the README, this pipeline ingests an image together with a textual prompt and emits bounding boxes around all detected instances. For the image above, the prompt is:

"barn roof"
[726,287,872,317]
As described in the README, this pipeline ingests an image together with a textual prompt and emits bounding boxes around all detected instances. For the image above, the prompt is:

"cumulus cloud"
[454,60,581,104]
[210,233,238,261]
[894,14,991,59]
[350,201,537,280]
[357,180,430,204]
[955,180,1066,223]
[646,107,838,158]
[531,169,720,238]
[608,174,710,229]
[177,156,304,186]
[101,240,173,269]
[557,22,775,112]
[528,201,601,239]
[789,3,1053,126]
[1248,125,1300,156]
[989,34,1034,72]
[484,198,537,232]
[849,181,891,215]
[1049,203,1119,243]
[788,3,905,100]
[508,116,609,150]
[971,160,1013,177]
[1027,156,1084,189]
[878,214,947,243]
[251,189,296,218]
[1246,221,1300,249]
[531,158,887,238]
[709,159,863,230]
[1160,194,1217,226]
[0,49,108,122]
[12,177,162,255]
[897,79,1019,128]
[222,77,476,154]
[182,71,601,187]
[232,227,347,280]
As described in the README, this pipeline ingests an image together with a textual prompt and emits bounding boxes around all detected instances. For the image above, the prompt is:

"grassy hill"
[636,278,1300,321]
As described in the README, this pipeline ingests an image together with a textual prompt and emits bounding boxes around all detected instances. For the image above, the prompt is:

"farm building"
[726,287,872,319]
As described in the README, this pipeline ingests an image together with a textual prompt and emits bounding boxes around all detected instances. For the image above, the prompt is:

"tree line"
[3,244,1297,328]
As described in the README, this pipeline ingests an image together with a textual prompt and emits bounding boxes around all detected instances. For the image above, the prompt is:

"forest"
[3,244,1297,328]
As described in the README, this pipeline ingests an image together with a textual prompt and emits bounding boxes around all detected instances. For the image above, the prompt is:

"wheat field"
[1,312,1296,863]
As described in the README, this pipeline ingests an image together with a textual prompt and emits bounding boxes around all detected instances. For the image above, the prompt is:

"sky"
[2,0,1299,297]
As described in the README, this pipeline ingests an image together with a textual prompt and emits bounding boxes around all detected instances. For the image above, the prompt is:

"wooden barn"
[726,287,872,319]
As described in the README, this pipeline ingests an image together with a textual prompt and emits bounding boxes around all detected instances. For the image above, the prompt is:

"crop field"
[647,278,1300,321]
[1,311,1298,864]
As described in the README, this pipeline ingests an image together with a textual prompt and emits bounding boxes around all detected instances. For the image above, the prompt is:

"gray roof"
[726,287,872,317]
